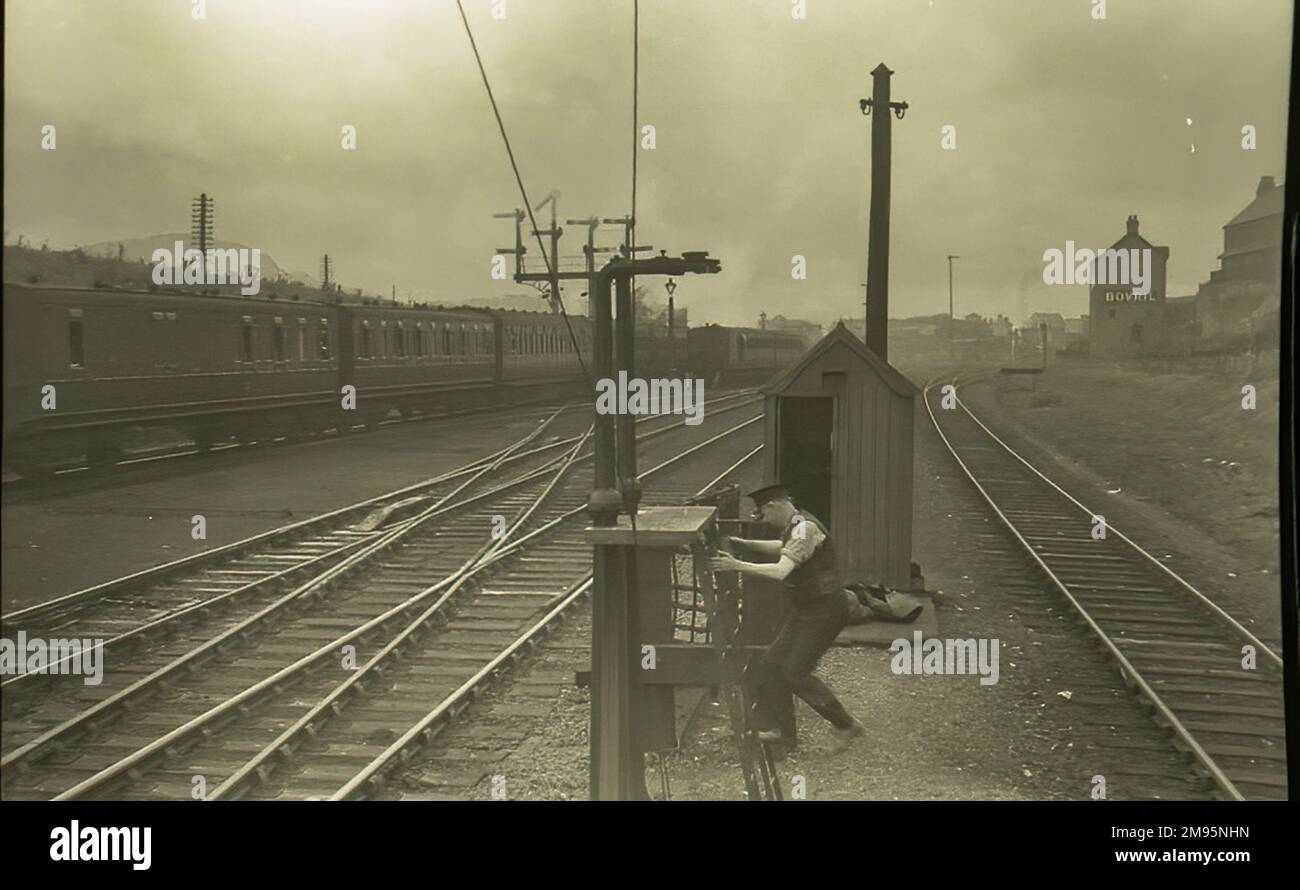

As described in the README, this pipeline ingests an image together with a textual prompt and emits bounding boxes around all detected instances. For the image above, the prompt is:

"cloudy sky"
[4,0,1292,326]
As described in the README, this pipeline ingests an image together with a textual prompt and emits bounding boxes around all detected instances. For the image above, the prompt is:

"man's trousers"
[750,591,854,743]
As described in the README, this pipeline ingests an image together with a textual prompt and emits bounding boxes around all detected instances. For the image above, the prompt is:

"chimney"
[1126,214,1139,237]
[1257,175,1276,197]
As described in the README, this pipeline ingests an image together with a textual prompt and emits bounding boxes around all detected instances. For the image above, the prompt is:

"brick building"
[1088,215,1170,356]
[1195,175,1283,339]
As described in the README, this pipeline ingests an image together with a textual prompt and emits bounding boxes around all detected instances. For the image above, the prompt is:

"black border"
[1281,0,1300,806]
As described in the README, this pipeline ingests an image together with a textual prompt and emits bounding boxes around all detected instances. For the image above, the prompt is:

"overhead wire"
[454,0,591,385]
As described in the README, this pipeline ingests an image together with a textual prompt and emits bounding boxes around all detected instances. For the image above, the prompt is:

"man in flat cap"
[708,482,867,751]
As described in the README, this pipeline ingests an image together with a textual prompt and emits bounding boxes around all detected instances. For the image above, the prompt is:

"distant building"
[1195,175,1283,339]
[1088,215,1171,356]
[763,314,822,349]
[1062,315,1088,337]
[892,315,941,338]
[1028,311,1067,334]
[642,303,688,340]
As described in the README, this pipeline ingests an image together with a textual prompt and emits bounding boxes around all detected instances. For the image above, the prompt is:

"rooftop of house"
[1226,175,1284,228]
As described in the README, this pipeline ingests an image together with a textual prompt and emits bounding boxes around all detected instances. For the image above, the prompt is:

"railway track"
[0,393,586,493]
[925,374,1288,801]
[0,396,763,800]
[0,408,572,698]
[1,390,757,693]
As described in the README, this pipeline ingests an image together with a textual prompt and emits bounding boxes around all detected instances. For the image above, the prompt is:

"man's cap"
[747,483,791,508]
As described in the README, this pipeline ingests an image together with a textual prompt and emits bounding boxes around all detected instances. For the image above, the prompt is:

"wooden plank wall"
[763,342,915,591]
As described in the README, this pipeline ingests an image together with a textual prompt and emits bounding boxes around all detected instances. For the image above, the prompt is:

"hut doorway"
[777,396,834,528]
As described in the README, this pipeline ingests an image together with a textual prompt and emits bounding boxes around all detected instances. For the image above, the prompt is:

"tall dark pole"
[191,192,213,269]
[587,261,630,801]
[586,251,720,802]
[549,199,561,314]
[947,254,959,360]
[589,269,619,527]
[615,274,640,511]
[860,64,907,361]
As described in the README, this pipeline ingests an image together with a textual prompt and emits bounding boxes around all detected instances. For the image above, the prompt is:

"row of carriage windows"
[240,316,333,364]
[509,326,583,356]
[355,320,494,360]
[64,309,593,368]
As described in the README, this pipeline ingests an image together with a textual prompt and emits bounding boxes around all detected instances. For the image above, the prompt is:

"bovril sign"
[1103,291,1159,303]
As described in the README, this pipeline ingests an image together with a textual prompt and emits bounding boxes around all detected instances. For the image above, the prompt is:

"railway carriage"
[2,283,795,476]
[340,303,500,425]
[686,324,805,385]
[498,310,592,385]
[3,284,343,471]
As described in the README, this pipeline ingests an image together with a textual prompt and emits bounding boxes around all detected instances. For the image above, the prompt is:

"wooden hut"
[760,322,919,588]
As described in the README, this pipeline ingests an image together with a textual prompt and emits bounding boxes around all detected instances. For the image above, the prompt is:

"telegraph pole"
[320,255,333,300]
[859,64,908,361]
[947,254,959,360]
[191,193,214,267]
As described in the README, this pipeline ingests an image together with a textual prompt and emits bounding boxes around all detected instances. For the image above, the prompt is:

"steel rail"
[2,407,566,772]
[695,444,764,495]
[923,375,1247,801]
[329,414,764,799]
[1,428,528,627]
[48,430,584,802]
[35,408,763,799]
[207,428,593,800]
[2,390,757,635]
[0,407,567,690]
[950,384,1282,668]
[8,398,761,774]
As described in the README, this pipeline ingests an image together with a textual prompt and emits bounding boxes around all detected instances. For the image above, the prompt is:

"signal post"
[585,251,720,801]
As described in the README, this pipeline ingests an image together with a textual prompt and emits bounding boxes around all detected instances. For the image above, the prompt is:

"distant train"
[687,324,806,383]
[2,284,805,475]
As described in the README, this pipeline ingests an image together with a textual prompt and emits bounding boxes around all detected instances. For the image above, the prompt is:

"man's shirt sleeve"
[780,517,826,566]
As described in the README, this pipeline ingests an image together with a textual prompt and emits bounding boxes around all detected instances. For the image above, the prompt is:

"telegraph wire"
[454,0,590,383]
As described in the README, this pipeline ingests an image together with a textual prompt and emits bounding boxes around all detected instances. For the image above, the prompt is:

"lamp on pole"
[664,277,678,365]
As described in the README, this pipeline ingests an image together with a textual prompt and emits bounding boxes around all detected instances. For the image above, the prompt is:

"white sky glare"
[3,0,1292,326]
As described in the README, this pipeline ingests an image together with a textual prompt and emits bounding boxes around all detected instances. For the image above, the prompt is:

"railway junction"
[0,4,1290,815]
[1,324,1285,801]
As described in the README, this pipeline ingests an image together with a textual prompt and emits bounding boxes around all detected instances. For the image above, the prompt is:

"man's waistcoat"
[781,511,838,607]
